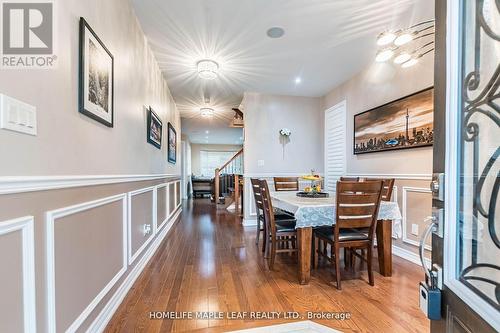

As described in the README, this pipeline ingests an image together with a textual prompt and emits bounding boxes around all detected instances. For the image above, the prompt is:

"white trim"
[175,180,182,209]
[444,0,500,330]
[243,172,323,178]
[86,207,182,333]
[45,194,128,333]
[243,218,258,226]
[155,183,170,232]
[0,216,36,333]
[128,187,156,265]
[401,186,432,250]
[0,174,180,195]
[345,173,432,181]
[392,245,431,267]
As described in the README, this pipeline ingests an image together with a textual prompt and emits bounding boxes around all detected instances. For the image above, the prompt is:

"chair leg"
[269,238,276,270]
[351,249,356,270]
[255,218,261,245]
[313,235,318,269]
[343,248,349,268]
[261,221,267,253]
[334,245,341,290]
[367,247,374,286]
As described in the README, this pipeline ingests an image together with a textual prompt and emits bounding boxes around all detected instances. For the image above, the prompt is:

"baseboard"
[87,207,182,333]
[392,245,431,267]
[242,217,257,226]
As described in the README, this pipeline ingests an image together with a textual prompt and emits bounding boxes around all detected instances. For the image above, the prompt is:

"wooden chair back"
[250,178,264,218]
[364,178,395,201]
[335,181,383,240]
[273,177,299,191]
[259,179,277,235]
[340,177,360,182]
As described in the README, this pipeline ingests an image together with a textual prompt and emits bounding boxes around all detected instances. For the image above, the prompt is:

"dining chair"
[273,177,299,191]
[313,180,383,289]
[340,177,360,182]
[259,179,298,269]
[250,178,296,252]
[364,178,395,201]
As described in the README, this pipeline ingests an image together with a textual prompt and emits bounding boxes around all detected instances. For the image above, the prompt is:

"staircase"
[213,148,243,211]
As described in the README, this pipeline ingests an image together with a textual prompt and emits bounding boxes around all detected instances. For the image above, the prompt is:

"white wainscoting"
[0,216,36,333]
[156,183,170,232]
[86,207,182,333]
[45,194,128,333]
[128,187,156,265]
[0,174,181,195]
[402,186,433,250]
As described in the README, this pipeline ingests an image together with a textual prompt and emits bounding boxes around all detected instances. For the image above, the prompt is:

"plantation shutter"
[324,101,347,192]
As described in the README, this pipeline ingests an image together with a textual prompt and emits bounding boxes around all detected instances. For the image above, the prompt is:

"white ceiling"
[131,0,433,143]
[181,116,243,145]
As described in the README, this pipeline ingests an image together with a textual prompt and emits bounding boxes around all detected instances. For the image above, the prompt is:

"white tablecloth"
[270,191,402,238]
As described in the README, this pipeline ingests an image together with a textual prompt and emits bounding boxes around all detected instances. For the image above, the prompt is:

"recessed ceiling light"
[205,130,209,134]
[267,27,285,39]
[295,77,302,84]
[200,107,214,117]
[197,59,219,80]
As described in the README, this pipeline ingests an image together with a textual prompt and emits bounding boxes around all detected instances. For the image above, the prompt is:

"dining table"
[270,191,402,285]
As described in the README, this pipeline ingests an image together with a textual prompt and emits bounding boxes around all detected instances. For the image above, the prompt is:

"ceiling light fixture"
[295,77,302,84]
[267,27,285,38]
[374,20,435,68]
[394,52,412,64]
[375,48,394,62]
[200,107,214,117]
[376,31,396,46]
[197,59,219,80]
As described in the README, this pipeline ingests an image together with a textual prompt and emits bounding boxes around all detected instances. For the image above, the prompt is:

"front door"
[429,0,499,332]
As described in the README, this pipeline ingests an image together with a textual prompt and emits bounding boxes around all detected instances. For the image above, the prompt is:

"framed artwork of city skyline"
[353,87,434,155]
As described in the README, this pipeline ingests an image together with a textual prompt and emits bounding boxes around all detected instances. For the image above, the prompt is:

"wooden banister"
[214,148,244,205]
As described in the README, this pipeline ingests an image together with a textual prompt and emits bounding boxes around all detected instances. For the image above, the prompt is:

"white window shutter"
[324,101,346,192]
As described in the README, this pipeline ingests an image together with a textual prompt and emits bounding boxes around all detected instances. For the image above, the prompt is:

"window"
[199,151,237,177]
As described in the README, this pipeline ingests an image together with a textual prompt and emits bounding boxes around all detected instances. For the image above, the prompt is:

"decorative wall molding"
[0,216,36,333]
[155,183,170,232]
[402,186,433,250]
[243,172,323,178]
[45,194,128,333]
[345,173,432,181]
[128,187,156,265]
[86,207,182,333]
[0,174,181,195]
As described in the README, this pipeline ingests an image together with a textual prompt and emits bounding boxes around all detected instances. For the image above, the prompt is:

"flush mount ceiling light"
[394,52,412,64]
[200,107,214,117]
[267,27,285,38]
[374,20,435,69]
[295,77,302,84]
[375,48,394,62]
[197,59,219,80]
[376,31,396,46]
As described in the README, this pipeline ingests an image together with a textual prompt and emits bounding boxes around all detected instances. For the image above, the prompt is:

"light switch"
[0,93,37,135]
[411,224,419,236]
[257,160,265,167]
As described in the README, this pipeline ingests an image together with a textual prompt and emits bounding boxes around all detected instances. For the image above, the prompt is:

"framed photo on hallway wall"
[79,17,114,127]
[353,87,434,154]
[167,122,177,164]
[147,107,162,149]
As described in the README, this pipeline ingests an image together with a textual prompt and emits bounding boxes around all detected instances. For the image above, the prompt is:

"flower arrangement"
[279,128,291,137]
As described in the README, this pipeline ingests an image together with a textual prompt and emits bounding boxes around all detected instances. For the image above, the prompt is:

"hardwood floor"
[105,199,429,333]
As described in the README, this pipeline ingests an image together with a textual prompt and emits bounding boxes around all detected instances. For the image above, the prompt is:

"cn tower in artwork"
[405,108,410,145]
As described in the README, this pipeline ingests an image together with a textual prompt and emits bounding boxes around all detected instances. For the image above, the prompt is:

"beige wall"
[191,144,243,176]
[0,0,181,176]
[242,93,323,175]
[321,55,434,257]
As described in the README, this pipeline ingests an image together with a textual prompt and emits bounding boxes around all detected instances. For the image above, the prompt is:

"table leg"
[376,219,392,277]
[297,227,312,285]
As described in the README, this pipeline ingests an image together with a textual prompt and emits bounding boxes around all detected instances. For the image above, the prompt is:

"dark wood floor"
[105,199,429,333]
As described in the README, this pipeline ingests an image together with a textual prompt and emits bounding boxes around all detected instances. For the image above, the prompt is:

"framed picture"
[167,122,177,164]
[79,17,114,127]
[353,87,434,154]
[147,107,162,149]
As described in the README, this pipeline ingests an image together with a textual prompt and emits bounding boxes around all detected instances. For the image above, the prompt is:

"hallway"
[105,200,428,333]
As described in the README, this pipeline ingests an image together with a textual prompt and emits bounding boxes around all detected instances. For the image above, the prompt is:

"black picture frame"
[78,17,114,127]
[167,122,177,164]
[353,87,434,155]
[147,107,162,149]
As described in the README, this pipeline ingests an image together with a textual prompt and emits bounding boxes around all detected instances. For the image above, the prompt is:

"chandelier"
[375,20,435,68]
[200,107,214,117]
[197,59,219,80]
